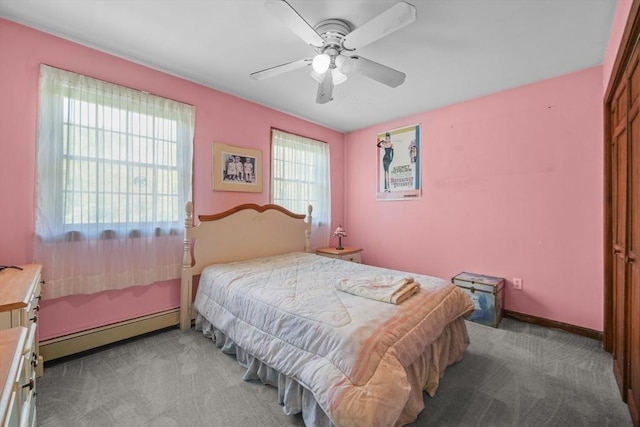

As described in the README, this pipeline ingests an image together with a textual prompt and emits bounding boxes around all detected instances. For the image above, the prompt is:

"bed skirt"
[195,313,470,427]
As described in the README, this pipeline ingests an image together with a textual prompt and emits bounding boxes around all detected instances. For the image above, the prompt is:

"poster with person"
[376,124,421,200]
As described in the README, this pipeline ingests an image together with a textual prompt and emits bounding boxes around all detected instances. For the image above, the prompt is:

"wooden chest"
[452,272,504,328]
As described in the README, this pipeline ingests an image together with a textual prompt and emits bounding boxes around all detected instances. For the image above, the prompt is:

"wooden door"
[606,3,640,426]
[611,75,629,397]
[628,46,640,424]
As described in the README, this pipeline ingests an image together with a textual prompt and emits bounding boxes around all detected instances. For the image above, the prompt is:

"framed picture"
[376,124,421,201]
[212,142,262,193]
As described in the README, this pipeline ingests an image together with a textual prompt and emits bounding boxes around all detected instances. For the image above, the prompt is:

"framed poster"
[376,124,421,200]
[212,142,262,193]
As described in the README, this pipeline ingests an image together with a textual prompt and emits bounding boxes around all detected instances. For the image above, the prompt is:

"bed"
[180,202,474,427]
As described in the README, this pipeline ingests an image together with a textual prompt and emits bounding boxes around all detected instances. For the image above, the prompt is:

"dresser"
[0,327,34,427]
[0,265,42,427]
[316,247,363,263]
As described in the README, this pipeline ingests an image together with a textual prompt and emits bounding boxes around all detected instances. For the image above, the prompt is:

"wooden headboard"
[179,202,312,330]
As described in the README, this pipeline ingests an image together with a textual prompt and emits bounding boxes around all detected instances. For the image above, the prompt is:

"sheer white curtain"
[271,129,331,249]
[34,65,194,299]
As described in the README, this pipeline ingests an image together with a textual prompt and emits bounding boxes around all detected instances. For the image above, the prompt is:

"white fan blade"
[250,58,312,80]
[338,55,406,88]
[342,1,416,51]
[265,0,324,48]
[316,70,334,104]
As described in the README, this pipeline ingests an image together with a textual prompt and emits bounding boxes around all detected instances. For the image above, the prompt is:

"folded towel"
[335,276,420,304]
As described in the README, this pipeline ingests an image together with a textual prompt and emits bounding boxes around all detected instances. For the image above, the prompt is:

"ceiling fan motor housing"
[314,19,352,53]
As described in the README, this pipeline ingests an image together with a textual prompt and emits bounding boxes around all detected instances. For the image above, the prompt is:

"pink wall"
[344,67,604,331]
[0,19,345,340]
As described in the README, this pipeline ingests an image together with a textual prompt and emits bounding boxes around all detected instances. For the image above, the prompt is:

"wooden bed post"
[180,201,194,330]
[305,204,313,252]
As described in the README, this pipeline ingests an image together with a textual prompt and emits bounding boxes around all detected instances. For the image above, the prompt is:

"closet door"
[606,3,640,425]
[629,118,640,424]
[614,43,640,425]
[628,48,640,423]
[611,77,629,396]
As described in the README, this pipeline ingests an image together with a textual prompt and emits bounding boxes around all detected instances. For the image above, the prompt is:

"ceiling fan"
[250,0,417,104]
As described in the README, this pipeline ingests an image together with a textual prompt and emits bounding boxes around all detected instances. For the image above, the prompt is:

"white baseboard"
[40,308,180,362]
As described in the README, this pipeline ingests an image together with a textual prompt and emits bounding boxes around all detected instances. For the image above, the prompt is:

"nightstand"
[316,247,363,263]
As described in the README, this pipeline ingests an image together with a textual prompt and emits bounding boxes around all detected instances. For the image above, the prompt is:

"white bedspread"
[193,252,473,427]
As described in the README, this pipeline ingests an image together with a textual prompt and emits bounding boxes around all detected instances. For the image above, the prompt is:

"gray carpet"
[37,318,633,426]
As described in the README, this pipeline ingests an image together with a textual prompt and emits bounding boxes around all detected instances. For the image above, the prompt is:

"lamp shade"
[312,53,331,74]
[331,68,347,85]
[333,225,346,237]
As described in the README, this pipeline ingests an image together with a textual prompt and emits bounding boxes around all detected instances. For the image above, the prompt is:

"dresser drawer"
[17,332,36,427]
[341,251,362,263]
[3,390,18,427]
[21,279,40,328]
[0,265,41,427]
[0,328,27,427]
[17,376,35,427]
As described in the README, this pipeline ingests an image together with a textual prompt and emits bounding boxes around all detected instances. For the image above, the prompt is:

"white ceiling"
[0,0,617,132]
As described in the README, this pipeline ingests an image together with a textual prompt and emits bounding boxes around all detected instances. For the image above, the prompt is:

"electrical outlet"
[513,278,523,290]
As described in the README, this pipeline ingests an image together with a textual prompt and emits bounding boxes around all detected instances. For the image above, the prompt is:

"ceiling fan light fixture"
[312,53,331,74]
[332,68,347,85]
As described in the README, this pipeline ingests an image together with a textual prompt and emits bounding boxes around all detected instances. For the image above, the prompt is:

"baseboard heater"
[39,308,181,362]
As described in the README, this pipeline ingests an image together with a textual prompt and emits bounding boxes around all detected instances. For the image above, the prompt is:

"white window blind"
[271,129,330,249]
[34,65,194,299]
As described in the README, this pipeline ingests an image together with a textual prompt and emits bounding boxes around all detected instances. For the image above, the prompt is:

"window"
[34,65,194,299]
[271,129,330,248]
[60,104,180,232]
